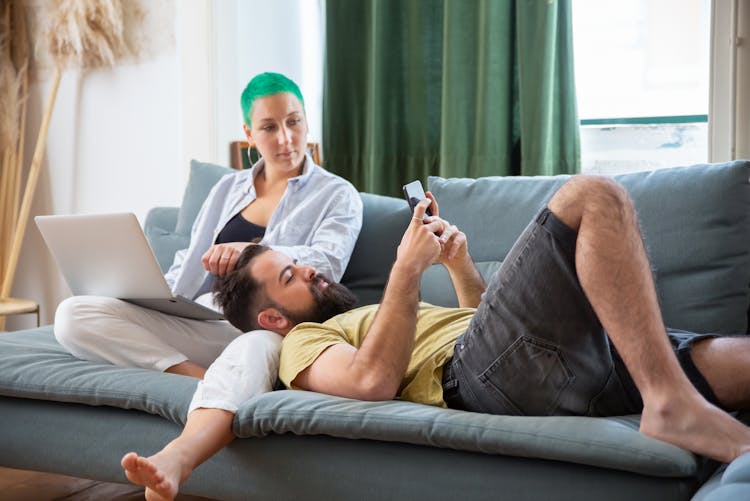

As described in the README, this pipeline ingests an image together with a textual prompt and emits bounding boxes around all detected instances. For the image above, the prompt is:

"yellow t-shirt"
[279,302,475,407]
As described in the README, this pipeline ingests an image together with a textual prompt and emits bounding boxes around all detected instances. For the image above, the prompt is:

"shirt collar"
[288,154,316,190]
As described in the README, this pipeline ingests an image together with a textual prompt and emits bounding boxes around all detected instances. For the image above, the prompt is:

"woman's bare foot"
[640,389,750,463]
[121,450,191,501]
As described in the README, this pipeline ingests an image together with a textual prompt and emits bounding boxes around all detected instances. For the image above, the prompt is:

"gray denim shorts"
[442,207,720,417]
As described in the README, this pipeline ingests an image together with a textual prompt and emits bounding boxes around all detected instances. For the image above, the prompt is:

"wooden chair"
[229,141,321,170]
[0,298,40,330]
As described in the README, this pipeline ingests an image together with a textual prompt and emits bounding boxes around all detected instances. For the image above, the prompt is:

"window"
[572,0,711,174]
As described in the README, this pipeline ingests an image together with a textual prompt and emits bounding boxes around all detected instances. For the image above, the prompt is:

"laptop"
[35,213,224,321]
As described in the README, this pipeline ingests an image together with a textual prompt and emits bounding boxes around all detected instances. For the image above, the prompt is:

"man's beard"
[279,274,358,325]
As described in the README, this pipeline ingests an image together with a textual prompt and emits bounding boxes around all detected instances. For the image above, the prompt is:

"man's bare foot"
[122,451,190,501]
[640,389,750,463]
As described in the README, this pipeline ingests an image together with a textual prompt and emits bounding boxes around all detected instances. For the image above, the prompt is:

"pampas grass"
[11,0,29,232]
[47,0,127,69]
[0,10,21,152]
[1,0,129,320]
[0,0,27,322]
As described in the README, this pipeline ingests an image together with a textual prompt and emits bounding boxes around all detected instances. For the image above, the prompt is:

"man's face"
[249,250,357,326]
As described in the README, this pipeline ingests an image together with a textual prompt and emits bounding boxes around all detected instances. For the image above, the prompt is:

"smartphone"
[402,180,433,217]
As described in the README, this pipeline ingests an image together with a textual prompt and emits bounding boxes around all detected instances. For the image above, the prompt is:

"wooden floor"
[0,467,215,500]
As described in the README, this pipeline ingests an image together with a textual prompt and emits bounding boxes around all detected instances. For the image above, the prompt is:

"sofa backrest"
[340,193,410,305]
[425,161,750,335]
[144,160,233,272]
[147,160,750,335]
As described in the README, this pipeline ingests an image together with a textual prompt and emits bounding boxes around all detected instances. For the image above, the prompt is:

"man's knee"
[550,175,633,229]
[580,175,631,212]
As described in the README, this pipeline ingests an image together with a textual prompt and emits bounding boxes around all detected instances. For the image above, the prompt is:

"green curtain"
[324,0,579,197]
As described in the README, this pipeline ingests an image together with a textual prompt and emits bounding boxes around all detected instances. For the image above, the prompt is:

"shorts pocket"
[478,335,575,416]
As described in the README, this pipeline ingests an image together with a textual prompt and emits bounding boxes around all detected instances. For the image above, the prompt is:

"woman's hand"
[201,242,253,276]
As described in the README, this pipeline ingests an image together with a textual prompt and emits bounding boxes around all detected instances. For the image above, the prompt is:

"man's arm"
[292,199,442,401]
[443,252,485,308]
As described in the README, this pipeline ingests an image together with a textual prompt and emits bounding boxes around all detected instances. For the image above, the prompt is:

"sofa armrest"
[144,207,189,273]
[691,451,750,500]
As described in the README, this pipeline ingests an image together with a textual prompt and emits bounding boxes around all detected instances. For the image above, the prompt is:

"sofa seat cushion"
[0,327,195,424]
[0,327,697,478]
[234,390,695,477]
[427,161,750,334]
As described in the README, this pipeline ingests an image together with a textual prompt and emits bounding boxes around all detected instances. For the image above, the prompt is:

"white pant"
[188,330,281,413]
[54,295,282,413]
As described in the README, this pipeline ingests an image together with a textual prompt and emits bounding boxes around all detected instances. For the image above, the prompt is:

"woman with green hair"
[54,72,363,500]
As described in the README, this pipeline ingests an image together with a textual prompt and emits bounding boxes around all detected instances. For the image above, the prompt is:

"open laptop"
[35,213,224,321]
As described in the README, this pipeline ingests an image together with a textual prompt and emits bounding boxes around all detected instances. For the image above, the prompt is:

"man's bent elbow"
[354,375,399,401]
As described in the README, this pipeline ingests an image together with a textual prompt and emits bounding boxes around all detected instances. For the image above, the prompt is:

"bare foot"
[121,451,189,501]
[640,389,750,463]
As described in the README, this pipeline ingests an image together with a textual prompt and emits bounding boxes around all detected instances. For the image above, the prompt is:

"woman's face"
[244,92,308,173]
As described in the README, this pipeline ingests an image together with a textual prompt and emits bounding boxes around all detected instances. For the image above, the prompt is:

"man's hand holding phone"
[423,193,468,267]
[403,180,433,218]
[400,180,469,270]
[396,197,442,274]
[399,180,484,308]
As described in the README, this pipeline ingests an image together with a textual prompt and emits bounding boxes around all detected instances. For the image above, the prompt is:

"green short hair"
[240,72,305,128]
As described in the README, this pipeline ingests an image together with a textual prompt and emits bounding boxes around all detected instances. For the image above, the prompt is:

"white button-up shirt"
[165,155,363,299]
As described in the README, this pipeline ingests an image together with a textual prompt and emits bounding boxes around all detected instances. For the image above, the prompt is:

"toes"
[121,452,138,469]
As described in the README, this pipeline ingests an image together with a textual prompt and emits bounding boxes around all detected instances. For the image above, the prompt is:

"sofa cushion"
[174,160,233,236]
[144,207,188,273]
[691,451,750,501]
[427,161,750,334]
[0,327,699,478]
[234,391,695,478]
[0,327,195,425]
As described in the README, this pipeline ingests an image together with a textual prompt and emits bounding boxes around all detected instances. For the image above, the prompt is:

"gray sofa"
[1,160,749,500]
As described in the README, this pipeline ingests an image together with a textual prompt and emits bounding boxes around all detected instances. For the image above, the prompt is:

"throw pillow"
[174,160,233,236]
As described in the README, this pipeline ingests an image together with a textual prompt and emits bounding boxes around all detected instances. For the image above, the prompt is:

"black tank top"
[215,212,266,244]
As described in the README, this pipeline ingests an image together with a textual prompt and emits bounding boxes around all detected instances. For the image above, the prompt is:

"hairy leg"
[692,337,750,410]
[548,175,750,463]
[122,408,235,501]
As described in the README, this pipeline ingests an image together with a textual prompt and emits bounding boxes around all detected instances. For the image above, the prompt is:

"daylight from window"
[572,0,711,174]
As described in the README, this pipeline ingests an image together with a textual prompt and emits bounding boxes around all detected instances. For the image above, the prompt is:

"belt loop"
[442,358,462,409]
[441,358,455,387]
